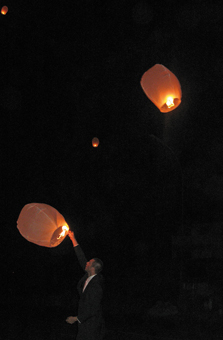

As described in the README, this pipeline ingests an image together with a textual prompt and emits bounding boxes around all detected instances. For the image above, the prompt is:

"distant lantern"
[140,64,182,113]
[17,203,69,248]
[92,137,99,147]
[1,6,8,15]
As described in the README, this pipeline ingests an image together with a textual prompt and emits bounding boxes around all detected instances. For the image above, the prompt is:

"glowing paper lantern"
[17,203,69,247]
[140,64,182,113]
[1,6,8,15]
[92,137,99,147]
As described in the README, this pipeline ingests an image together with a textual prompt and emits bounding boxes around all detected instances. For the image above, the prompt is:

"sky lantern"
[140,64,182,113]
[17,203,69,248]
[1,6,8,15]
[92,137,99,147]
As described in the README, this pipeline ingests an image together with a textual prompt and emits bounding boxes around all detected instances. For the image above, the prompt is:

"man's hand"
[66,316,78,324]
[68,231,78,247]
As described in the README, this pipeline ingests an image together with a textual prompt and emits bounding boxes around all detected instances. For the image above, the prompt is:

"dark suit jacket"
[74,245,105,340]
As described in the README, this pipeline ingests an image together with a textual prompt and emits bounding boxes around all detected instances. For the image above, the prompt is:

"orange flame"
[57,225,69,240]
[166,96,175,108]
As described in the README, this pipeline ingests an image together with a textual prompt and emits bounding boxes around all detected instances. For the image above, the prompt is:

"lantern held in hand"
[140,64,182,113]
[17,203,69,247]
[92,137,99,147]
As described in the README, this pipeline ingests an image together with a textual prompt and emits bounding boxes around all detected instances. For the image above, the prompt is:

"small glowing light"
[1,6,8,15]
[57,225,69,240]
[92,137,99,148]
[166,96,175,108]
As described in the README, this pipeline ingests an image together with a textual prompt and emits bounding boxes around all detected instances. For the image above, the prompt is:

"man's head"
[85,258,103,276]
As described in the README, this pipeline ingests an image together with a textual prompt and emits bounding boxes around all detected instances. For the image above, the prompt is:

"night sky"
[1,0,223,304]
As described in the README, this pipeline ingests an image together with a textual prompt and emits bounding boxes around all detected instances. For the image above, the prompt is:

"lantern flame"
[166,96,174,108]
[57,225,69,240]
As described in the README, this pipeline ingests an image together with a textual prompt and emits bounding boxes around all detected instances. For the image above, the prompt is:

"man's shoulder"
[93,274,105,289]
[94,273,104,280]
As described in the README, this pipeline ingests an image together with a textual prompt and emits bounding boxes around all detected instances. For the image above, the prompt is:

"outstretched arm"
[68,231,78,247]
[68,231,87,271]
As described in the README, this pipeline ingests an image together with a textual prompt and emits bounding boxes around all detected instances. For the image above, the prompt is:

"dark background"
[1,0,222,328]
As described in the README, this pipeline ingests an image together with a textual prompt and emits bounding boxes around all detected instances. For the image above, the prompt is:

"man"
[66,231,105,340]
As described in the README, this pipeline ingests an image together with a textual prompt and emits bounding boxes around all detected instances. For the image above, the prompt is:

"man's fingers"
[66,316,75,324]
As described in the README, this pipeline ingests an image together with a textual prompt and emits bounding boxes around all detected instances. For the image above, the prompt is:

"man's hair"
[92,258,103,274]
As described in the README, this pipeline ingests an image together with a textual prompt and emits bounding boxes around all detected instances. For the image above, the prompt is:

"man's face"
[85,259,95,272]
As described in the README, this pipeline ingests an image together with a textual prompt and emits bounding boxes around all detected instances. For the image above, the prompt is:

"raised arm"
[68,231,87,271]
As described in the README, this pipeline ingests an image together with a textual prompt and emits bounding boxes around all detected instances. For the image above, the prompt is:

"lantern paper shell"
[140,64,182,113]
[1,6,8,15]
[92,137,99,147]
[17,203,69,248]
